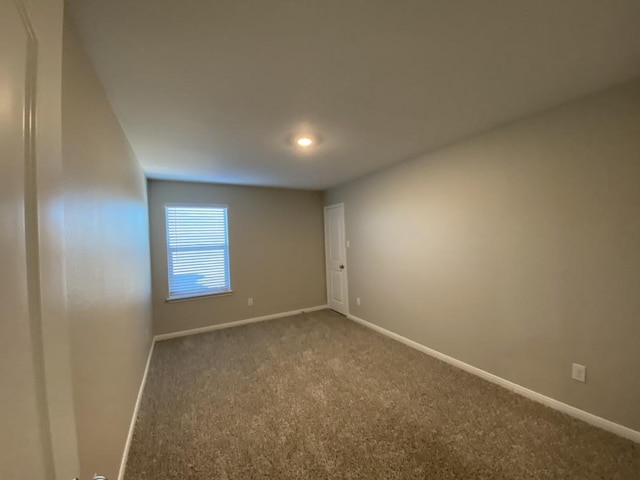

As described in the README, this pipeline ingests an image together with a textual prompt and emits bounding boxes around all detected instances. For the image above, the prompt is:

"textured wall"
[62,16,153,480]
[148,180,326,335]
[326,80,640,431]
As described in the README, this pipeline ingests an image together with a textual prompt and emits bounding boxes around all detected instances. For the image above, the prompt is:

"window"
[165,204,231,300]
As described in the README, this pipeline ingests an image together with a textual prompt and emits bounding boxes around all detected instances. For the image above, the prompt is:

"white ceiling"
[67,0,640,190]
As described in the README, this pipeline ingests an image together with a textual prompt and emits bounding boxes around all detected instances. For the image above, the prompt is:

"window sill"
[166,290,233,303]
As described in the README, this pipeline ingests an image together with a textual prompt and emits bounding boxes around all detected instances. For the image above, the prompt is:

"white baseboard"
[347,313,640,444]
[118,339,155,480]
[154,305,329,342]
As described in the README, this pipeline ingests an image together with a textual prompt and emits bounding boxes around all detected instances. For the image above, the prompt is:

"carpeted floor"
[125,309,639,479]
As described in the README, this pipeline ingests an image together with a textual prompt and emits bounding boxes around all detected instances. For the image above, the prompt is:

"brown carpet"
[125,309,639,479]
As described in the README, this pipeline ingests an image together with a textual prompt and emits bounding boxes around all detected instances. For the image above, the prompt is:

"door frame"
[324,203,349,315]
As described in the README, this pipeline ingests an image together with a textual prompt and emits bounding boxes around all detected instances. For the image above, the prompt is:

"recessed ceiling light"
[295,136,314,147]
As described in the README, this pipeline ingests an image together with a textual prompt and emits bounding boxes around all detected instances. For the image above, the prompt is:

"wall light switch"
[346,240,350,248]
[572,363,586,383]
[248,297,253,306]
[356,297,361,306]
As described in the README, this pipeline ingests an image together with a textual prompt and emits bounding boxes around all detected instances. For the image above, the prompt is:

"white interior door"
[0,3,51,478]
[324,204,349,315]
[1,1,79,479]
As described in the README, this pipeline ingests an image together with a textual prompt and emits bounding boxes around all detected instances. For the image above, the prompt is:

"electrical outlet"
[356,297,361,306]
[346,240,351,248]
[572,363,586,383]
[248,297,253,306]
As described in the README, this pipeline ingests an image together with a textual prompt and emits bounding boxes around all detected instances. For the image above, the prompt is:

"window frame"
[164,202,232,302]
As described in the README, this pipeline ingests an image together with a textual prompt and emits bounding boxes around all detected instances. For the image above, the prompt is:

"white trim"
[166,290,233,303]
[117,340,155,480]
[347,314,640,444]
[154,305,330,342]
[164,202,229,209]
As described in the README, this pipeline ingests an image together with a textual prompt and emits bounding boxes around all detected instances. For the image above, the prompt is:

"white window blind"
[165,205,231,299]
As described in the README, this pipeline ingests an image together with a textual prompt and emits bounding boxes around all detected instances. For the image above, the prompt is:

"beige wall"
[326,80,640,431]
[62,16,153,480]
[149,180,326,335]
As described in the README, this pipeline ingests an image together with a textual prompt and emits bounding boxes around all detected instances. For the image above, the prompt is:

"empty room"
[2,1,639,479]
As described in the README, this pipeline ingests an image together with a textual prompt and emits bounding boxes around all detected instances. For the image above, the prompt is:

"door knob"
[339,265,345,269]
